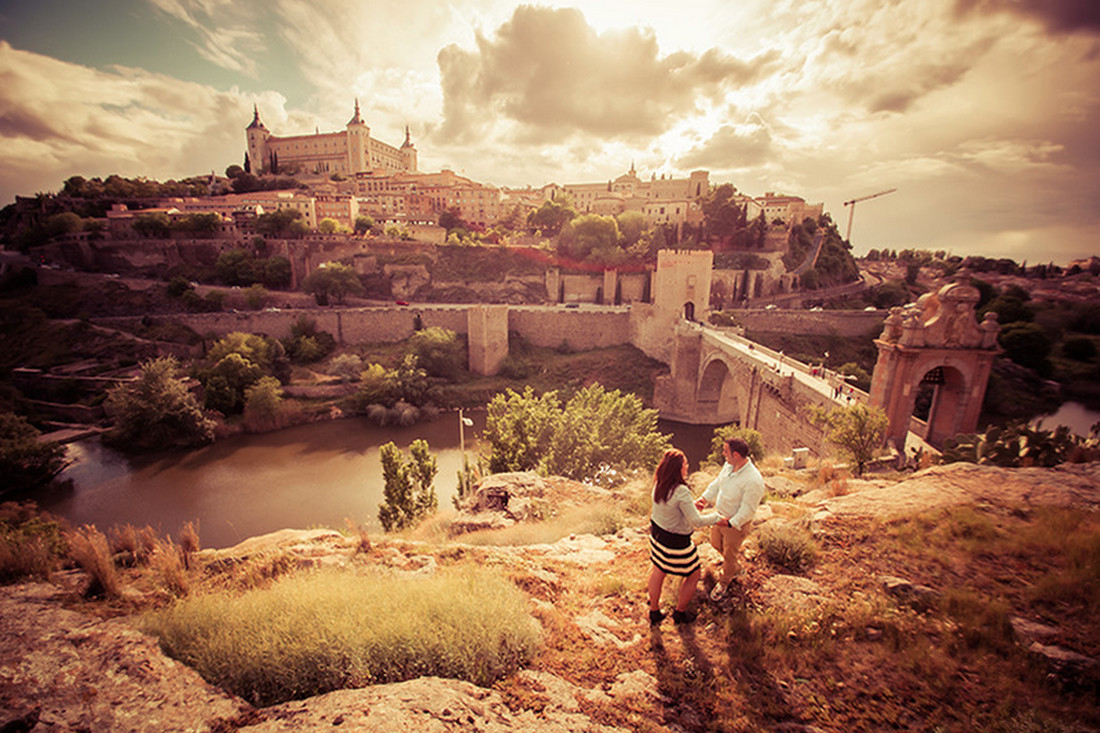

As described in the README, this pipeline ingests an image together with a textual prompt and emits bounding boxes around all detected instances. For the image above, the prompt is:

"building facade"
[246,102,417,177]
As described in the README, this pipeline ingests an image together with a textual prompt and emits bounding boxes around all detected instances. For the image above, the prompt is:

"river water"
[39,414,716,549]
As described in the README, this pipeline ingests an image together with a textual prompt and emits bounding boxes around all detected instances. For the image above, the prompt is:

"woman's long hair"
[653,448,688,504]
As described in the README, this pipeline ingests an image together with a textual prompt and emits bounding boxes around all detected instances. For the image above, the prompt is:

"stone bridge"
[650,321,860,458]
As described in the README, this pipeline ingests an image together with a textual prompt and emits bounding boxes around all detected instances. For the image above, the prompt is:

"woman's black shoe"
[649,610,666,626]
[672,610,696,625]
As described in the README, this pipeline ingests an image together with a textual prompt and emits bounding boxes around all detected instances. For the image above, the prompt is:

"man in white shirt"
[695,436,765,601]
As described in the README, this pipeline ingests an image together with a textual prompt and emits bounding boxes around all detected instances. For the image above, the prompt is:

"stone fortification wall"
[507,307,633,350]
[94,305,633,352]
[741,309,885,338]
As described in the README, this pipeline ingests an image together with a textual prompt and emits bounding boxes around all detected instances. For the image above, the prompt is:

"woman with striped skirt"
[648,448,731,626]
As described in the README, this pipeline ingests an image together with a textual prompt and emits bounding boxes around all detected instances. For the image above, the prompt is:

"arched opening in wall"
[683,302,696,321]
[912,365,968,446]
[754,274,763,298]
[698,359,741,424]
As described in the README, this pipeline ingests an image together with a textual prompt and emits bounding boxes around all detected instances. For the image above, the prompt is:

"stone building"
[246,102,417,177]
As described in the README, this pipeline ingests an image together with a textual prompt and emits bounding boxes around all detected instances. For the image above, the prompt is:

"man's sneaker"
[649,610,666,626]
[672,609,696,625]
[709,582,726,601]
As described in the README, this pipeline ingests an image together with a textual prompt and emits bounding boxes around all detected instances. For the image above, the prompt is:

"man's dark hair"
[726,437,750,460]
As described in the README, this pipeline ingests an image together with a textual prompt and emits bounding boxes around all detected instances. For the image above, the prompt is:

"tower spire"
[348,99,364,126]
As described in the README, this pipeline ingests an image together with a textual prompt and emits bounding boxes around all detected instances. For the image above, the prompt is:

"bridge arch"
[696,354,746,425]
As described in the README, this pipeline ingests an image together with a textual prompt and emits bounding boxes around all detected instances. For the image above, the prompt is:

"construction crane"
[843,188,897,241]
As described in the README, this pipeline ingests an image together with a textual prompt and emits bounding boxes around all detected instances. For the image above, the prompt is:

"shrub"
[405,327,466,380]
[0,501,67,583]
[106,357,215,450]
[329,353,364,382]
[140,568,541,706]
[1063,336,1097,361]
[708,425,766,465]
[378,440,437,532]
[0,412,69,493]
[151,537,190,597]
[66,525,120,598]
[758,521,816,572]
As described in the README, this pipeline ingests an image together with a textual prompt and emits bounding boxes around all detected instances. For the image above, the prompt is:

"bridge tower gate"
[869,276,1001,451]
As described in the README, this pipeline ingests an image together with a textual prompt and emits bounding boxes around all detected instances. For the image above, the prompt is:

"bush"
[405,327,466,380]
[708,425,765,465]
[1063,336,1097,361]
[378,440,437,532]
[758,521,816,571]
[106,357,215,450]
[483,385,669,484]
[140,568,541,706]
[0,412,68,493]
[329,353,364,382]
[0,501,67,583]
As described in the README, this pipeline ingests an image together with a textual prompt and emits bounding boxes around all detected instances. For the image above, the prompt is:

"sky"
[0,0,1098,264]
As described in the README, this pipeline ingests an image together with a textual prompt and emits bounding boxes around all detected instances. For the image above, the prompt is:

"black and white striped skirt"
[649,521,701,577]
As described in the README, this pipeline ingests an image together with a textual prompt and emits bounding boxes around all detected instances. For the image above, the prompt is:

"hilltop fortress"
[245,101,418,177]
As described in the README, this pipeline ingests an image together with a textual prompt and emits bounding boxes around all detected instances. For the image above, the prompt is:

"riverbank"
[3,462,1098,731]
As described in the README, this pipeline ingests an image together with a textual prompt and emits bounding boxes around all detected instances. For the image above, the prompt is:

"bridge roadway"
[694,323,936,460]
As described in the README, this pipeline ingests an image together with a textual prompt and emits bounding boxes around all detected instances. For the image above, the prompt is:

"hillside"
[2,462,1098,732]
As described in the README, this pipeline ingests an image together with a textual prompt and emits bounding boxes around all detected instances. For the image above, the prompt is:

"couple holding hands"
[647,437,765,626]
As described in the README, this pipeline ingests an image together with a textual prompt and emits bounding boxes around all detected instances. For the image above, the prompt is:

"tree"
[0,412,69,493]
[243,376,284,429]
[354,215,377,236]
[700,184,746,248]
[133,213,171,238]
[405,327,465,380]
[998,322,1052,372]
[225,164,244,179]
[812,403,888,477]
[527,197,576,236]
[105,357,215,450]
[483,385,669,483]
[615,210,647,248]
[707,425,765,465]
[255,209,303,238]
[558,214,621,263]
[318,217,340,234]
[303,262,364,305]
[377,439,438,532]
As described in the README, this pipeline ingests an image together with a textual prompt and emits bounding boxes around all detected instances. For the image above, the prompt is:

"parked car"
[395,300,410,306]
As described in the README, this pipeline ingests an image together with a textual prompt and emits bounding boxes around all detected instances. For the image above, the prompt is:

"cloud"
[677,120,774,170]
[0,42,254,203]
[954,0,1100,34]
[146,0,264,76]
[436,5,778,143]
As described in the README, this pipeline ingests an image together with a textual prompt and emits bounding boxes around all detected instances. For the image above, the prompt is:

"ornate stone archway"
[869,276,1002,450]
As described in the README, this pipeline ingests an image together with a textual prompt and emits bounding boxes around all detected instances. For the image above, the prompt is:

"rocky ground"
[2,462,1099,732]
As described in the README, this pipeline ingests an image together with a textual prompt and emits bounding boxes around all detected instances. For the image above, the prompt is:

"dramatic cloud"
[954,0,1100,34]
[0,42,255,201]
[146,0,264,76]
[436,5,778,143]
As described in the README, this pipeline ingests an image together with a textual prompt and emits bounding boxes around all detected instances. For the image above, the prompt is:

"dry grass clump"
[66,525,120,598]
[757,520,817,572]
[140,567,541,707]
[343,518,372,553]
[150,537,190,597]
[109,523,159,566]
[0,501,67,583]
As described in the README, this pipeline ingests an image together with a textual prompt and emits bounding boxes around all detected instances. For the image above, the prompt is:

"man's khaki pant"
[709,523,750,583]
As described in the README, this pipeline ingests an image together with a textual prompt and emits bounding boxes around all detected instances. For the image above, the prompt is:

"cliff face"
[2,462,1099,732]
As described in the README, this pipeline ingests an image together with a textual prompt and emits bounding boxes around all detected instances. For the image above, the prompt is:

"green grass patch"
[140,567,541,706]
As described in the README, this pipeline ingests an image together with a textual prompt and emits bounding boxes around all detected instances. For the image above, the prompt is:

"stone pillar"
[467,305,509,376]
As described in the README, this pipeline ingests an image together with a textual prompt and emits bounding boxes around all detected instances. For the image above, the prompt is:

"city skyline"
[0,0,1097,264]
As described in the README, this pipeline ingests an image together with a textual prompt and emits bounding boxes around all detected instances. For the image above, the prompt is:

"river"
[38,415,717,549]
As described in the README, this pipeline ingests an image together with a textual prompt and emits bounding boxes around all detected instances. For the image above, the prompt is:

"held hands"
[718,515,731,528]
[694,497,707,510]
